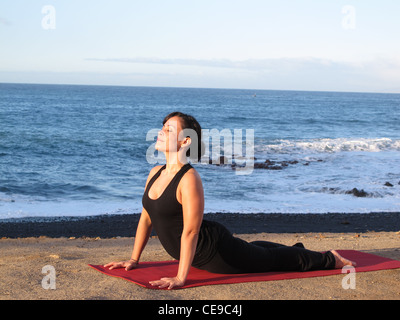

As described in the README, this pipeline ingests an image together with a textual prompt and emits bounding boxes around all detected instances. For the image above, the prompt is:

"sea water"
[0,83,399,219]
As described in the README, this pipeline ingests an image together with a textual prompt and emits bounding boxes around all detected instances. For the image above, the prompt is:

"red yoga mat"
[89,250,400,290]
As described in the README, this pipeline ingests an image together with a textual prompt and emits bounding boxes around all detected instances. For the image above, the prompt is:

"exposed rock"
[253,159,299,170]
[207,157,312,170]
[345,188,369,197]
[254,162,282,170]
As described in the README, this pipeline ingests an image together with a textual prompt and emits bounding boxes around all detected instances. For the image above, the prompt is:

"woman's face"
[155,116,185,153]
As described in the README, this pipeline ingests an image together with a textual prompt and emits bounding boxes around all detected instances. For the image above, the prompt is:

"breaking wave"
[257,138,400,155]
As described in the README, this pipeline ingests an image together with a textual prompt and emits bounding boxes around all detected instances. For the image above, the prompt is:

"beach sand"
[0,213,399,301]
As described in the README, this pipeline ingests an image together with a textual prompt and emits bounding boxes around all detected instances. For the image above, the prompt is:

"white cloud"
[82,56,400,92]
[2,56,399,93]
[85,56,384,73]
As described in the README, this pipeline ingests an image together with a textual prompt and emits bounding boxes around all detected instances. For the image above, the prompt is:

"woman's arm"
[150,168,204,289]
[130,208,153,262]
[105,166,161,271]
[104,207,152,270]
[177,169,204,283]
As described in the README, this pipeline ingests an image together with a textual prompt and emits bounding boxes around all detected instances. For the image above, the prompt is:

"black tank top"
[142,163,219,267]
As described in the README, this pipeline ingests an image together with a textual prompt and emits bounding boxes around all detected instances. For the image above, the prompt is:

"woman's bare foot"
[330,250,357,269]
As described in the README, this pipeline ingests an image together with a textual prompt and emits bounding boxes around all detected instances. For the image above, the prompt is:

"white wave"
[257,138,400,155]
[0,198,143,220]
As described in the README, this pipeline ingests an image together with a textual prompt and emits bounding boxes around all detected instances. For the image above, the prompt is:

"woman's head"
[156,111,203,162]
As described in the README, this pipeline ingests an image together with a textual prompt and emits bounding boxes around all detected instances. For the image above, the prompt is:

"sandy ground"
[1,231,399,301]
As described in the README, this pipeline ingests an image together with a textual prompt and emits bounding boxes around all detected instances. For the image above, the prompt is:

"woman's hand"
[149,276,185,290]
[104,259,138,271]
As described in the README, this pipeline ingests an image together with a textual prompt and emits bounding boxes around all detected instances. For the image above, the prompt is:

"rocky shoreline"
[0,212,399,238]
[214,156,399,198]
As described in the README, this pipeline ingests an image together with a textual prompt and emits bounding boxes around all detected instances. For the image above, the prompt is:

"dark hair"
[163,111,204,162]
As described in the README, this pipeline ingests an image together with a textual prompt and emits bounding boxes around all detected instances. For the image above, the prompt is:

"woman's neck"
[164,152,188,173]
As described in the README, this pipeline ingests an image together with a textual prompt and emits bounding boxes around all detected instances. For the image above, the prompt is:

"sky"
[1,0,400,92]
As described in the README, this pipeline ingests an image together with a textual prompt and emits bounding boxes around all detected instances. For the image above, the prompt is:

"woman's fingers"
[149,279,168,289]
[149,277,182,289]
[103,262,116,268]
[125,263,135,271]
[104,261,137,271]
[109,263,122,270]
[103,261,122,270]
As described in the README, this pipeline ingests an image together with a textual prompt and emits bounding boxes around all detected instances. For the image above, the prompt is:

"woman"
[105,111,356,289]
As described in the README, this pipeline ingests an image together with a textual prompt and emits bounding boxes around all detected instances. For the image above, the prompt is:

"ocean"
[1,83,399,219]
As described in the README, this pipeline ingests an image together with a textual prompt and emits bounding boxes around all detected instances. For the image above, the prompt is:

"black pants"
[198,223,335,274]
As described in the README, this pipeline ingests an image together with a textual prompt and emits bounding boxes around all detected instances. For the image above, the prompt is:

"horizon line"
[1,81,399,96]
